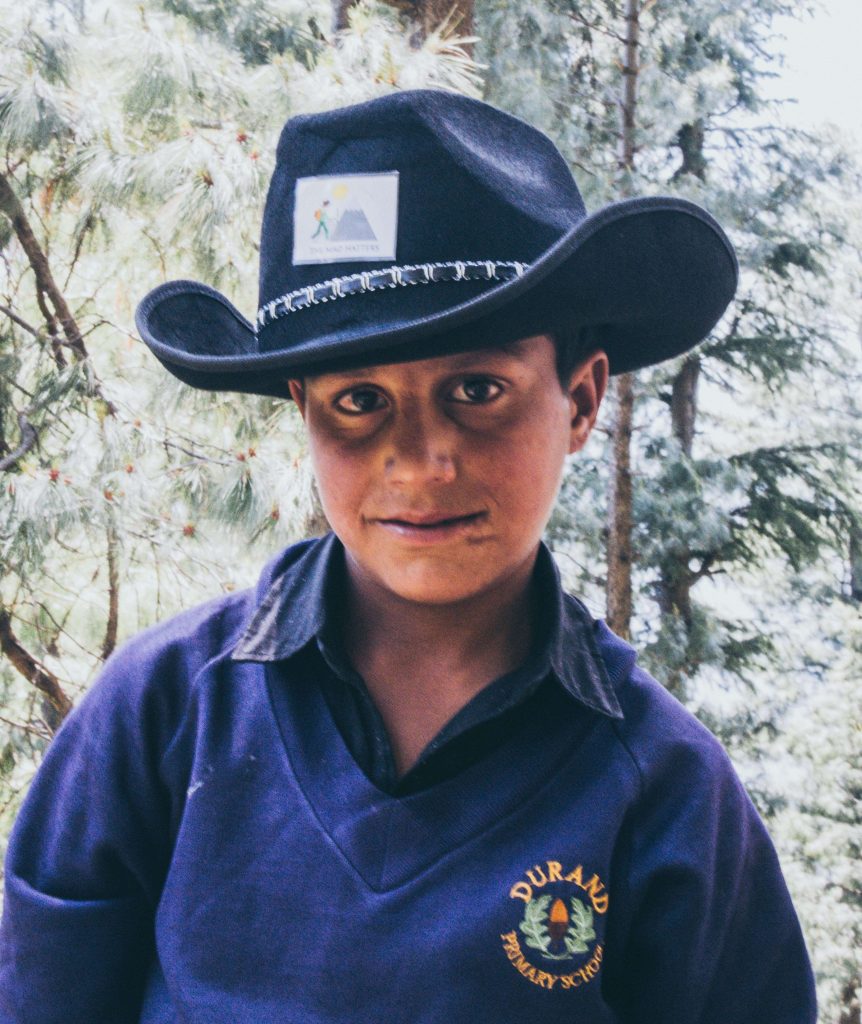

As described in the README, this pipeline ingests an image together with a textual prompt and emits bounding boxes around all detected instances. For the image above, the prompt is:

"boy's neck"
[342,547,539,777]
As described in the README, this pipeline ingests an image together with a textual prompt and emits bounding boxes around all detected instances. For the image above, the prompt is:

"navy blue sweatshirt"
[0,537,816,1023]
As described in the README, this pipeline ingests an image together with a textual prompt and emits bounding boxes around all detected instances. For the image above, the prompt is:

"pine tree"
[479,1,861,1016]
[0,0,480,835]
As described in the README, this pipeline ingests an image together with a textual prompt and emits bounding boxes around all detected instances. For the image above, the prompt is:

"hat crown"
[256,90,586,349]
[136,89,738,394]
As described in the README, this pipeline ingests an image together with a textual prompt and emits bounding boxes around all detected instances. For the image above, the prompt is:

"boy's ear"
[287,379,307,417]
[567,349,609,454]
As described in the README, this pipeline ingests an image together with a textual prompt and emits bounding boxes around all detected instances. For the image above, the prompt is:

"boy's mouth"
[371,511,487,540]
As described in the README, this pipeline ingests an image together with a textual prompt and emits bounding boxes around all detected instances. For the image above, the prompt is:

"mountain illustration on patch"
[331,208,377,241]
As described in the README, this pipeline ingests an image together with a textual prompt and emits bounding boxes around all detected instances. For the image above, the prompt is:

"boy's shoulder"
[582,609,747,801]
[103,538,316,676]
[60,538,320,742]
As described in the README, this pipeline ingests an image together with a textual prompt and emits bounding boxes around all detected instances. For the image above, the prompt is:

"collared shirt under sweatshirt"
[232,534,619,795]
[0,535,816,1023]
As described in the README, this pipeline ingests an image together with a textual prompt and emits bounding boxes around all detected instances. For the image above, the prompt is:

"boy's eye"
[333,387,387,414]
[449,377,504,404]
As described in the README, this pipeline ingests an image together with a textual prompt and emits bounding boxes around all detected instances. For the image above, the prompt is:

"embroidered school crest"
[500,860,607,991]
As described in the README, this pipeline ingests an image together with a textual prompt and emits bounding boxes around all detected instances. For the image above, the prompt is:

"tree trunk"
[670,354,700,455]
[618,0,639,173]
[658,101,708,697]
[606,373,634,638]
[839,975,861,1024]
[647,30,715,697]
[656,256,702,700]
[672,119,707,182]
[379,0,474,48]
[850,525,862,603]
[605,0,640,639]
[658,353,701,652]
[101,512,120,661]
[331,0,358,33]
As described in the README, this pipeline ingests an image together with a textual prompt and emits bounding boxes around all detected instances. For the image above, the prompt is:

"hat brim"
[135,196,737,398]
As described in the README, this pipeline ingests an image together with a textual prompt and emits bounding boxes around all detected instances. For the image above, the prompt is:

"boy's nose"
[383,411,458,485]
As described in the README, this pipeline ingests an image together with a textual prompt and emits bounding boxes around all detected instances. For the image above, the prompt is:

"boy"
[0,90,816,1022]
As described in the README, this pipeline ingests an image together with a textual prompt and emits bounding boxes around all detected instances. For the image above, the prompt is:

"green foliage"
[500,1,860,1012]
[727,444,858,570]
[477,0,621,204]
[0,0,485,830]
[160,0,326,68]
[514,0,861,663]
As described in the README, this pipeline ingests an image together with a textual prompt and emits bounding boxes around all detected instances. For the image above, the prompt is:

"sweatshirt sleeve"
[0,625,190,1024]
[608,669,817,1024]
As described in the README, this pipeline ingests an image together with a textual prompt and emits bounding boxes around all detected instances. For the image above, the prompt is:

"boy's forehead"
[295,335,551,385]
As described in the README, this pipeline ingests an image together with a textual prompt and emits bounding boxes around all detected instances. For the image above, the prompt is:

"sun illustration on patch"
[500,860,607,992]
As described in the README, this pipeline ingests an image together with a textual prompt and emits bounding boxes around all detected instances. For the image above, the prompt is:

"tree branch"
[568,9,627,44]
[63,211,97,290]
[0,171,115,409]
[35,281,68,369]
[0,303,42,338]
[0,410,38,472]
[0,712,52,740]
[0,171,87,362]
[0,607,73,728]
[101,512,120,660]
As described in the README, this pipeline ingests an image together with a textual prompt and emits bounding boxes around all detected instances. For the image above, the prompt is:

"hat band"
[255,259,528,331]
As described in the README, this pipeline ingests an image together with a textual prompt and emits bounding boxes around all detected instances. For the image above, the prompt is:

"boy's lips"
[370,510,488,542]
[376,511,485,526]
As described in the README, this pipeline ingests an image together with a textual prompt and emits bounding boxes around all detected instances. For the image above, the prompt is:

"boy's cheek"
[312,464,364,524]
[306,411,383,449]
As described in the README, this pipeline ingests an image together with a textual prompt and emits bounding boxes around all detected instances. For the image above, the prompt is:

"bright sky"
[765,0,862,143]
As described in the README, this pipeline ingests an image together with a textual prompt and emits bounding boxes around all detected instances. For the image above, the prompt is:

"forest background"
[0,0,860,1018]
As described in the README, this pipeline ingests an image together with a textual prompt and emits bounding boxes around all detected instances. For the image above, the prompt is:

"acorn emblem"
[548,898,569,943]
[519,894,597,961]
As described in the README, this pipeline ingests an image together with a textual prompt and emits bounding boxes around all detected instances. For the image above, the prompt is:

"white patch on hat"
[292,172,399,265]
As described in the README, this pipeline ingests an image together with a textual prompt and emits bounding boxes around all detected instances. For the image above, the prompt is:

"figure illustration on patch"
[500,860,607,991]
[311,200,331,239]
[310,183,377,243]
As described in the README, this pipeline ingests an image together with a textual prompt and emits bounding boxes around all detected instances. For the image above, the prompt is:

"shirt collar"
[231,533,623,720]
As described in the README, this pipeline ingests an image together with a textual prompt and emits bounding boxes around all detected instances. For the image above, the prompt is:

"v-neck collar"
[264,651,601,892]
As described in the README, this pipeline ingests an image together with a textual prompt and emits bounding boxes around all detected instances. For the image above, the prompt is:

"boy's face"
[288,336,607,608]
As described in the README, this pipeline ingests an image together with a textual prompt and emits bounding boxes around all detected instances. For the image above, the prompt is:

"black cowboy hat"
[135,90,738,399]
